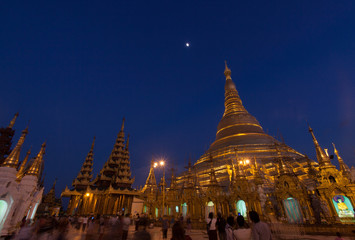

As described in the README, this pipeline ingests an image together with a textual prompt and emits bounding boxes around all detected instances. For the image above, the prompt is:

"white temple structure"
[0,116,45,236]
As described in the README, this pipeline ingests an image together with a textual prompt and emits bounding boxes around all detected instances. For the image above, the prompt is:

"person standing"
[206,212,217,240]
[135,213,140,231]
[122,213,131,240]
[249,211,271,240]
[186,215,192,234]
[161,215,169,239]
[234,215,251,240]
[225,216,237,240]
[216,212,226,240]
[82,215,88,231]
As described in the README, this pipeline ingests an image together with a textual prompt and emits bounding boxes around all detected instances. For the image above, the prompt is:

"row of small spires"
[1,113,46,179]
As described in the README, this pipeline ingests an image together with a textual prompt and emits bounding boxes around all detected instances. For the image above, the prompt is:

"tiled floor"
[65,225,354,240]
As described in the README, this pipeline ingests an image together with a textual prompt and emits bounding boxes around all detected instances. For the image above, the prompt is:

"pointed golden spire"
[26,142,46,177]
[121,117,125,132]
[224,61,232,80]
[142,160,158,193]
[73,137,95,189]
[8,113,19,129]
[17,147,31,179]
[332,143,351,175]
[308,126,333,168]
[2,126,28,168]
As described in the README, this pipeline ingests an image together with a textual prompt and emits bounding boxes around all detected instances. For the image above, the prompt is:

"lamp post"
[154,159,166,216]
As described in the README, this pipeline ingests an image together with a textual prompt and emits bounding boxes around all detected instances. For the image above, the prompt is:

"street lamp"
[154,159,166,216]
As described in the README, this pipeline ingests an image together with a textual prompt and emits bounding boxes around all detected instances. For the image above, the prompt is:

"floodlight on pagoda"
[159,160,165,166]
[85,193,90,197]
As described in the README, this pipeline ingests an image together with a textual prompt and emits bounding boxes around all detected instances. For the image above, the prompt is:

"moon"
[186,43,190,47]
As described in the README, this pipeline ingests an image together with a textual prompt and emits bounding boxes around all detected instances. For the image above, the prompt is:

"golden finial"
[121,117,125,131]
[17,147,31,179]
[8,113,19,129]
[26,142,46,177]
[90,136,96,151]
[224,61,232,79]
[2,126,28,168]
[332,143,350,174]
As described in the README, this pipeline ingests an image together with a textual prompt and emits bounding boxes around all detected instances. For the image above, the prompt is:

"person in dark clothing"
[135,213,140,231]
[171,222,185,240]
[161,215,169,239]
[216,212,226,240]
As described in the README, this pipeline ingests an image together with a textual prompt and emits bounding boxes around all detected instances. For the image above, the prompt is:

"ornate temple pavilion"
[62,119,139,215]
[141,63,355,224]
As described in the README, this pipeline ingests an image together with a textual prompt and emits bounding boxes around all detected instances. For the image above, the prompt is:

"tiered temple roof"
[93,118,134,189]
[72,137,95,190]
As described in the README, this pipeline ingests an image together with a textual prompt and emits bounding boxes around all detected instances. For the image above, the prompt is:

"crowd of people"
[10,211,268,240]
[9,210,351,240]
[206,211,272,240]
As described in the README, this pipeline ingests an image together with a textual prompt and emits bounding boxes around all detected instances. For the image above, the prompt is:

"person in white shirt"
[206,212,217,240]
[82,216,88,231]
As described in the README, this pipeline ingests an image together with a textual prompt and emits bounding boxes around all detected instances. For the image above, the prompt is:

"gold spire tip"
[224,60,231,78]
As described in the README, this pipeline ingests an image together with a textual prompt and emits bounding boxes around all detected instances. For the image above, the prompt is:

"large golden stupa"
[187,62,307,187]
[140,62,354,225]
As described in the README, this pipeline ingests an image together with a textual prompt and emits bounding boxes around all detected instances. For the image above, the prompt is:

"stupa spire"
[73,137,95,189]
[95,118,134,188]
[17,147,31,179]
[26,142,46,177]
[308,126,333,168]
[224,61,232,79]
[121,117,125,132]
[209,62,267,152]
[2,126,28,168]
[8,113,19,129]
[142,160,158,193]
[332,143,351,176]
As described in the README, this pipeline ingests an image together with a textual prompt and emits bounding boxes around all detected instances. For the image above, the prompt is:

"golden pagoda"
[141,62,355,225]
[62,118,139,216]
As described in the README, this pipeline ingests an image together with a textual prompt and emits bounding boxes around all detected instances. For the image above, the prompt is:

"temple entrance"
[283,197,303,224]
[182,203,187,218]
[0,200,8,224]
[236,200,247,218]
[332,195,354,219]
[205,201,215,218]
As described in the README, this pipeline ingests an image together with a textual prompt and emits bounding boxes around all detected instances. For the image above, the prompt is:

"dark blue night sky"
[1,1,355,198]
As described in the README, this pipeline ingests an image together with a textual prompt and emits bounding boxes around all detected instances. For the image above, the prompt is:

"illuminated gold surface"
[2,127,28,168]
[27,142,46,176]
